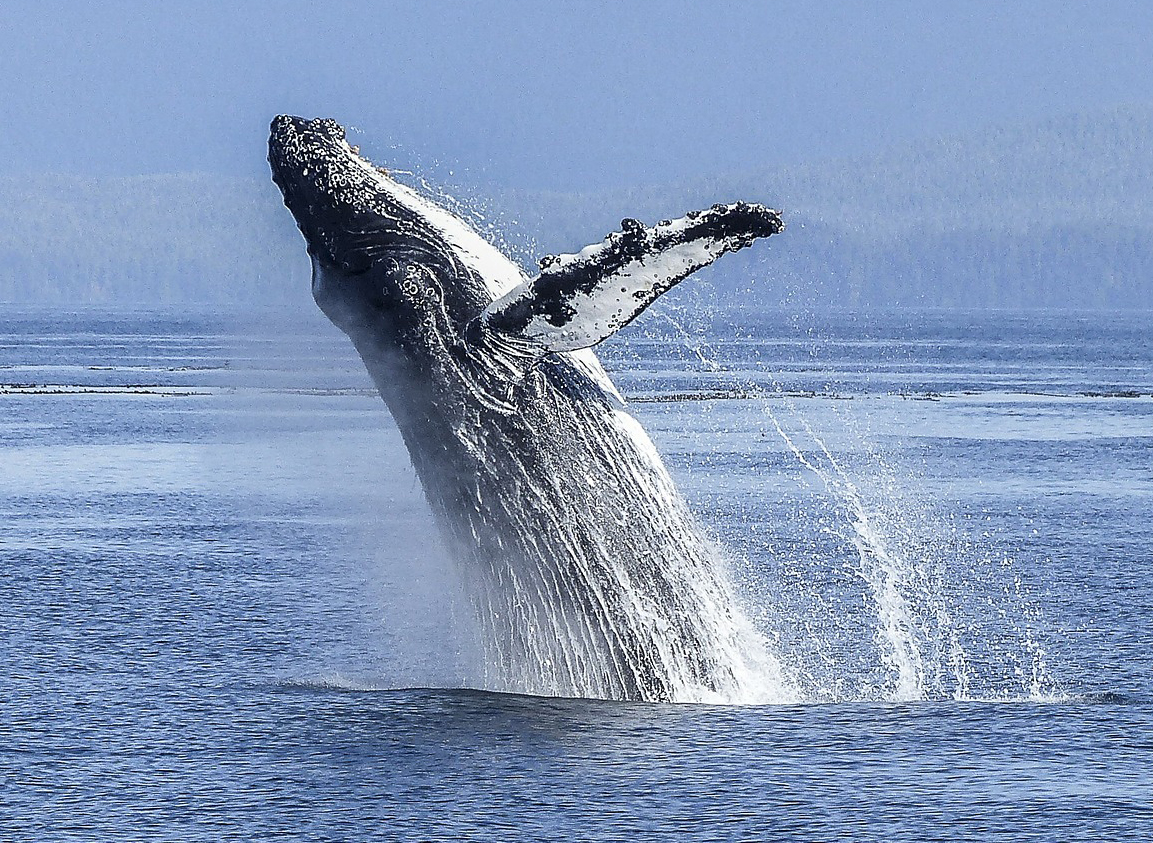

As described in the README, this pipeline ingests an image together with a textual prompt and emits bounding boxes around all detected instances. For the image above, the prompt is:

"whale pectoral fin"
[477,202,783,352]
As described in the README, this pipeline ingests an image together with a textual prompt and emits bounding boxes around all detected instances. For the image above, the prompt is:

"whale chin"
[268,115,388,273]
[267,115,347,206]
[268,115,347,175]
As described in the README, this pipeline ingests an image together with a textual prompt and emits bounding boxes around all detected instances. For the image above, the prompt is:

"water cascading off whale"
[268,115,788,702]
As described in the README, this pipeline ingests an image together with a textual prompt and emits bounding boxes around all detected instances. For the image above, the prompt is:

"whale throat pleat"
[268,115,794,702]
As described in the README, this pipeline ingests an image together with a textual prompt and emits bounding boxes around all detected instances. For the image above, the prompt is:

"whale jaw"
[268,115,401,275]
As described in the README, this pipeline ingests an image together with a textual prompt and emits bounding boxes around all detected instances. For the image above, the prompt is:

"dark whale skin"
[269,115,786,701]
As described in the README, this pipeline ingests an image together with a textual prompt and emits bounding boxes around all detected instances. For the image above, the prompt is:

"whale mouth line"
[268,115,415,275]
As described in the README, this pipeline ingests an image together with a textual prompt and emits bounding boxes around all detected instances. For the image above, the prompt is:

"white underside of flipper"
[479,203,783,354]
[518,239,727,352]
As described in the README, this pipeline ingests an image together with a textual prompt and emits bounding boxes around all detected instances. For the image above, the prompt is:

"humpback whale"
[268,115,786,702]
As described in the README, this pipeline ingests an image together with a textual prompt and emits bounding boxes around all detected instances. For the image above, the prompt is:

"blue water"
[2,306,1151,840]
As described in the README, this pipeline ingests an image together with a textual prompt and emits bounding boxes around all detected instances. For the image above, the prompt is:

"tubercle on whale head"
[268,115,486,332]
[268,115,401,274]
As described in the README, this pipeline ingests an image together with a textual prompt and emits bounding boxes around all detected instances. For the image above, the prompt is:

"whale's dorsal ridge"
[477,202,784,353]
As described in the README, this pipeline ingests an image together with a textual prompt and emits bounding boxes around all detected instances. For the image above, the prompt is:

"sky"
[2,0,1152,191]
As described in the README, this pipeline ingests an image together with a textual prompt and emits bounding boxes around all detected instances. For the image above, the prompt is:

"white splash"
[651,307,1059,704]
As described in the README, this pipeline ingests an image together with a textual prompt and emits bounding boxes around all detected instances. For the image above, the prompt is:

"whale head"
[269,115,519,341]
[268,115,392,275]
[269,114,784,412]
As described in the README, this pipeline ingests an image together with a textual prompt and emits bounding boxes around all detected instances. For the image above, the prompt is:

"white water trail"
[765,403,935,700]
[649,307,1059,704]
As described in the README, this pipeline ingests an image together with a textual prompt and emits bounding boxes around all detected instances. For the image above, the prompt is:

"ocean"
[2,305,1151,840]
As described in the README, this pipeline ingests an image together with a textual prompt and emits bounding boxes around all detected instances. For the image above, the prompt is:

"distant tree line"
[2,105,1151,311]
[0,174,312,308]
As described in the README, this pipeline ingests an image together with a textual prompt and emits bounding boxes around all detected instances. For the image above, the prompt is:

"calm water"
[2,306,1151,840]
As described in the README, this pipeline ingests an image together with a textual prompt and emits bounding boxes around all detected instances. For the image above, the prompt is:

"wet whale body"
[268,115,786,702]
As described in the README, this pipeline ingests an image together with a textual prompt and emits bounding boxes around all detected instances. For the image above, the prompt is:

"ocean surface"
[2,305,1151,840]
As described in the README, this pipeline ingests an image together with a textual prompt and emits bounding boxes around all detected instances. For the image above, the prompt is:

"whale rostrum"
[268,115,789,702]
